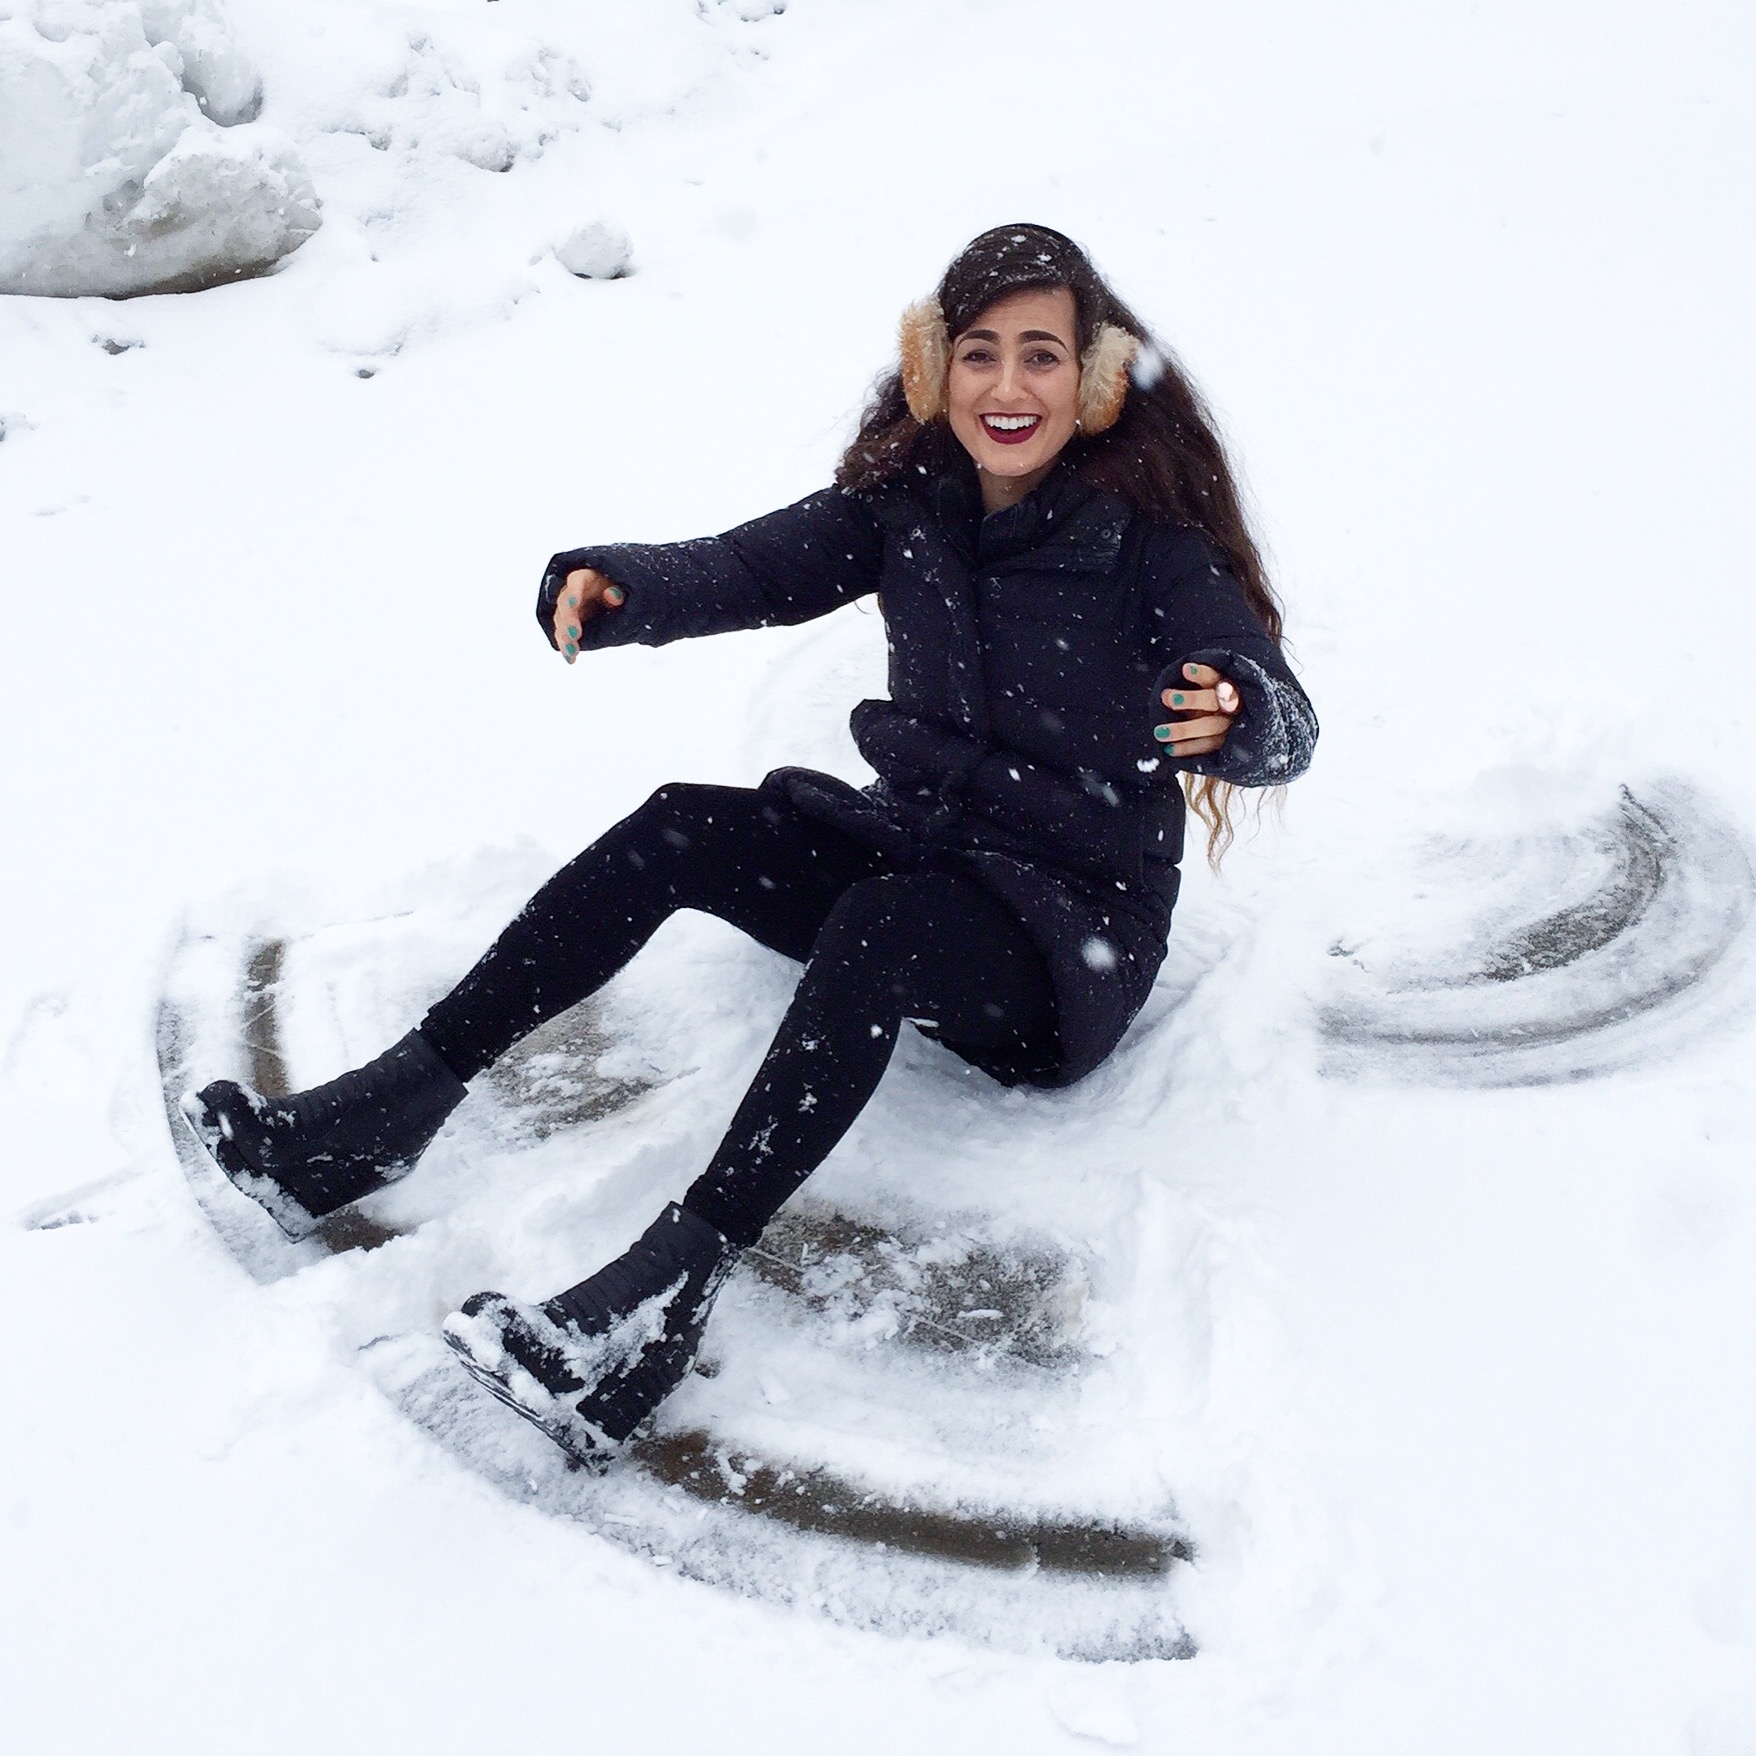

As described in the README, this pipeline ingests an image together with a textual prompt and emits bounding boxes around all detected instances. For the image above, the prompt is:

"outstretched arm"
[536,487,885,658]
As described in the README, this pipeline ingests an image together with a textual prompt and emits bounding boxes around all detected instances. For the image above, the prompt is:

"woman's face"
[946,285,1081,506]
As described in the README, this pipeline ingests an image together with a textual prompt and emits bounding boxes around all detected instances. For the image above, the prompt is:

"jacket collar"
[912,457,1123,571]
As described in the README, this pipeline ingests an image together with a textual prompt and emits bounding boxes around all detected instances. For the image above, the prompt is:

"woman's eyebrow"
[957,328,1070,346]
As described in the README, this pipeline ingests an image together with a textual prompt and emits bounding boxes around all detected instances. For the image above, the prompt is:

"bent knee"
[626,782,730,851]
[820,873,931,934]
[637,782,715,822]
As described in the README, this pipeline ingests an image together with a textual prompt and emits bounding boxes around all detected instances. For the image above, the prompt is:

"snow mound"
[556,220,632,279]
[0,0,319,297]
[138,0,259,124]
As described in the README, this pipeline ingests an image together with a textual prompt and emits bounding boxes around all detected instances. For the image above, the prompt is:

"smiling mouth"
[980,413,1041,446]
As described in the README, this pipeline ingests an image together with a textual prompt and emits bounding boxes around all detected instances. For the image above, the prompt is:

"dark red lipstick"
[980,414,1041,446]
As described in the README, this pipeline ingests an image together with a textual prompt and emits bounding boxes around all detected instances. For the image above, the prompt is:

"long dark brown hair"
[837,223,1282,862]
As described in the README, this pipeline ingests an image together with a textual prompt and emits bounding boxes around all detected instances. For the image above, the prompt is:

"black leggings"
[419,785,1056,1248]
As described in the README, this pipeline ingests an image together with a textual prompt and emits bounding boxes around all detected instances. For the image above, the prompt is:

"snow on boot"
[181,1030,467,1240]
[442,1202,739,1470]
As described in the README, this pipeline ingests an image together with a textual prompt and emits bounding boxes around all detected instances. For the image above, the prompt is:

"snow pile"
[137,0,260,124]
[556,220,632,279]
[0,0,319,297]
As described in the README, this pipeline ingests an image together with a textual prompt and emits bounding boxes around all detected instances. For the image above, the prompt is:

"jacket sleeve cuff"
[535,544,724,652]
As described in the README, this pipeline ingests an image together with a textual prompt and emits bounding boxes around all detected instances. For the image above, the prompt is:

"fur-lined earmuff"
[897,297,1139,434]
[1076,324,1139,434]
[899,299,950,424]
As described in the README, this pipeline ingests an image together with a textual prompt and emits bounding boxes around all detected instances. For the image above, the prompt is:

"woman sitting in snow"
[187,224,1317,1467]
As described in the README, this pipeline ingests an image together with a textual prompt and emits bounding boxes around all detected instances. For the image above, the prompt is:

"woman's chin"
[974,442,1062,481]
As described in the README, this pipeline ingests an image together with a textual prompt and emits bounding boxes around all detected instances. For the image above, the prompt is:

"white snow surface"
[4,0,1756,1750]
[0,0,321,295]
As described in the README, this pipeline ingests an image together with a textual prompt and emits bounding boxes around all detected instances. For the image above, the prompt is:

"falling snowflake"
[1081,936,1118,972]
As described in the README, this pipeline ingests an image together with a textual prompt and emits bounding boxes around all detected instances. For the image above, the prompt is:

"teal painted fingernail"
[1153,725,1172,741]
[1171,692,1185,706]
[568,625,580,640]
[564,641,577,656]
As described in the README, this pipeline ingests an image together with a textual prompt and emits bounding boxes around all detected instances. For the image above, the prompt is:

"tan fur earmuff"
[1075,323,1139,434]
[899,298,950,424]
[897,297,1139,434]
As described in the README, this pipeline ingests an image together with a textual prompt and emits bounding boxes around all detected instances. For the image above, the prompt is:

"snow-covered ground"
[4,0,1756,1749]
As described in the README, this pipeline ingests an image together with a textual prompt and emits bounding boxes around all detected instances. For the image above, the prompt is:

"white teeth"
[983,414,1039,431]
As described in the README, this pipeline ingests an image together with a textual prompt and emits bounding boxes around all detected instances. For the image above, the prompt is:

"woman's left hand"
[1153,662,1241,759]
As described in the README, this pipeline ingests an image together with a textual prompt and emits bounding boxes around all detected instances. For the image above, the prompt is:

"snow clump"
[0,0,320,298]
[136,0,259,123]
[556,221,632,279]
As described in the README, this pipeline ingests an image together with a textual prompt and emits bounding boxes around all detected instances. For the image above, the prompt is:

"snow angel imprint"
[184,224,1318,1469]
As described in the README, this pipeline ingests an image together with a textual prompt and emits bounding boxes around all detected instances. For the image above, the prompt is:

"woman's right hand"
[552,568,626,663]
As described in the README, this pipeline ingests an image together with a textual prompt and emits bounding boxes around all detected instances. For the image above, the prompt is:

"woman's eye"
[959,349,994,365]
[1028,350,1064,368]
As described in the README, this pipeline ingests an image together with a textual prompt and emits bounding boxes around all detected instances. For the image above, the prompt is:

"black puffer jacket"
[542,461,1316,1087]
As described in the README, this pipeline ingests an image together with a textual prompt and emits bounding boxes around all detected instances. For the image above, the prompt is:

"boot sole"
[178,1093,322,1242]
[441,1324,617,1474]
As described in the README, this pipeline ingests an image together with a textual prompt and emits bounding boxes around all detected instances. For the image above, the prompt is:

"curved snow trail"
[1318,781,1755,1085]
[155,885,1201,1660]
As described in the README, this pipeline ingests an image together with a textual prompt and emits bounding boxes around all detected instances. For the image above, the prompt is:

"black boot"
[182,1030,467,1240]
[442,1202,739,1469]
